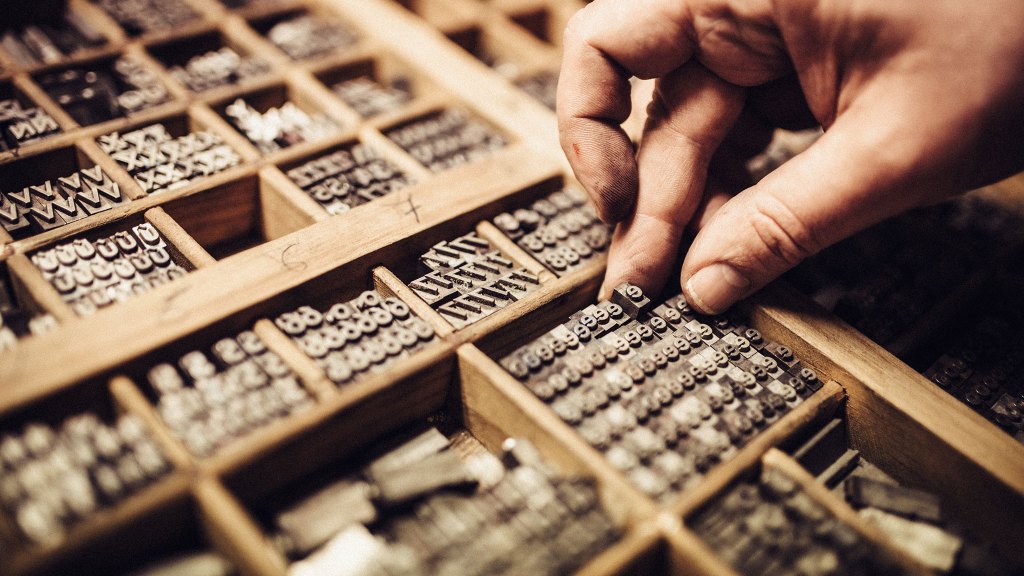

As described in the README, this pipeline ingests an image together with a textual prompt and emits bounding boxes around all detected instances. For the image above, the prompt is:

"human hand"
[558,0,1024,314]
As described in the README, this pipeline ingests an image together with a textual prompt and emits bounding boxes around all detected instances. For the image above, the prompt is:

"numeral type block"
[275,290,437,386]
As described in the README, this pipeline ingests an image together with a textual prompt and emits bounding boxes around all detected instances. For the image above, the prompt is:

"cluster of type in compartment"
[274,289,438,386]
[385,109,507,173]
[285,144,413,215]
[0,10,106,67]
[500,283,822,502]
[30,222,189,315]
[35,56,170,126]
[492,186,610,276]
[691,466,911,576]
[167,47,271,93]
[0,413,170,547]
[0,96,61,152]
[407,231,541,329]
[94,0,199,36]
[787,196,1024,346]
[98,123,242,194]
[271,427,620,576]
[0,164,127,238]
[139,329,315,457]
[332,75,413,118]
[223,97,338,154]
[922,287,1024,444]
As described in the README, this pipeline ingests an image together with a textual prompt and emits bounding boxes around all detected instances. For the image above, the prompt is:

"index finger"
[557,0,698,222]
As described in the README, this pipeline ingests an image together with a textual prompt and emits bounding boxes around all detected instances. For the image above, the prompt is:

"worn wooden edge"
[575,520,664,576]
[457,343,659,526]
[372,265,456,338]
[475,219,555,282]
[0,148,561,410]
[660,515,740,576]
[4,253,76,323]
[6,472,193,576]
[252,318,335,400]
[669,380,846,518]
[194,477,287,576]
[109,375,196,471]
[206,338,456,478]
[146,207,218,269]
[751,281,1024,563]
[761,448,933,575]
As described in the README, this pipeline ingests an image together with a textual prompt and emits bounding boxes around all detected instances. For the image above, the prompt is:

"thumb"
[681,105,944,314]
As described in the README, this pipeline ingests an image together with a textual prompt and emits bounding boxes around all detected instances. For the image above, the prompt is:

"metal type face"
[499,283,822,503]
[407,232,540,329]
[922,296,1024,445]
[224,98,338,155]
[514,71,558,111]
[0,11,106,67]
[274,431,620,576]
[142,329,314,457]
[99,123,242,194]
[285,144,413,215]
[35,57,171,126]
[787,196,1024,346]
[0,413,170,547]
[0,163,127,238]
[332,75,412,118]
[276,290,437,387]
[30,222,188,315]
[692,467,910,576]
[264,14,359,61]
[95,0,199,36]
[0,97,61,152]
[384,109,507,173]
[494,186,610,277]
[168,47,271,94]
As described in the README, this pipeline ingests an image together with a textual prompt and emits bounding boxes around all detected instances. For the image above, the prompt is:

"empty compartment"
[96,113,244,196]
[0,144,129,240]
[213,83,342,156]
[160,170,316,260]
[146,30,272,94]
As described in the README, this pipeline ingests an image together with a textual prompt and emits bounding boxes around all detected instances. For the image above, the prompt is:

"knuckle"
[748,194,821,268]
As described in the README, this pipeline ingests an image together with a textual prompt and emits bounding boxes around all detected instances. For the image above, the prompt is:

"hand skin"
[557,0,1024,314]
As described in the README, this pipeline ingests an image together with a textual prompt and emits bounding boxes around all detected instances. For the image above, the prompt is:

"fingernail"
[684,263,750,315]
